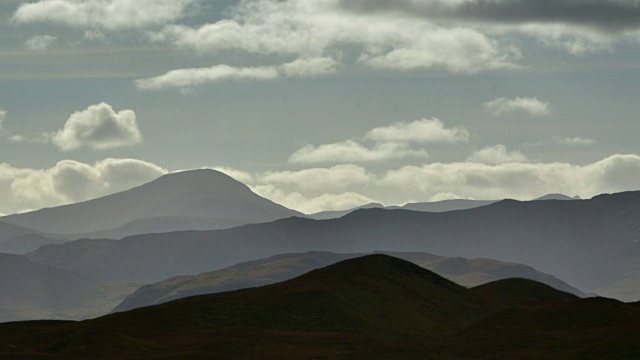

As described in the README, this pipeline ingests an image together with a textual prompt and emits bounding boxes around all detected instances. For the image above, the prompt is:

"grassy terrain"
[114,251,583,312]
[0,255,637,359]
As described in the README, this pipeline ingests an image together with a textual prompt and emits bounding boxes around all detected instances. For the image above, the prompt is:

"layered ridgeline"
[0,169,302,243]
[0,250,582,323]
[113,251,584,313]
[0,255,637,359]
[25,191,640,299]
[0,253,140,323]
[0,222,65,255]
[309,194,577,220]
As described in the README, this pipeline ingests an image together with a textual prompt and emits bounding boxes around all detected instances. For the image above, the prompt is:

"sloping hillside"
[25,191,640,298]
[1,255,635,359]
[0,253,140,322]
[1,169,302,237]
[113,251,583,313]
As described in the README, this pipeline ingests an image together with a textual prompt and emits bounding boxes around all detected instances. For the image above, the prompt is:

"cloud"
[289,140,428,164]
[2,154,640,215]
[365,118,470,144]
[484,97,550,117]
[152,0,519,74]
[0,109,6,133]
[24,35,57,50]
[467,145,529,165]
[136,57,340,91]
[381,154,640,202]
[214,153,640,214]
[288,118,470,164]
[554,136,596,146]
[51,103,142,151]
[339,0,640,33]
[210,167,255,185]
[13,0,195,30]
[251,184,376,214]
[0,158,167,215]
[258,165,374,192]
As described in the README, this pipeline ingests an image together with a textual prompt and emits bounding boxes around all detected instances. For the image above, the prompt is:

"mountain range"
[0,169,302,240]
[113,250,583,313]
[0,255,637,359]
[0,170,580,254]
[0,253,140,323]
[22,185,640,299]
[309,194,577,220]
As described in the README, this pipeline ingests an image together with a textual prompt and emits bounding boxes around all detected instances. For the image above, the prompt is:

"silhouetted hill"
[470,278,579,306]
[113,251,583,313]
[534,193,577,201]
[442,297,640,359]
[0,255,634,359]
[0,234,67,255]
[0,223,63,254]
[25,190,640,299]
[1,169,302,237]
[0,253,140,322]
[309,193,576,220]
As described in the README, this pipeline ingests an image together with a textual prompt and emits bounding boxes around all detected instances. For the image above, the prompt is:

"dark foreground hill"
[25,191,640,299]
[113,251,583,313]
[0,253,140,322]
[0,255,637,359]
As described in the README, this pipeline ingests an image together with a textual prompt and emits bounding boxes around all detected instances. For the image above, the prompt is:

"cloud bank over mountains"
[2,152,639,216]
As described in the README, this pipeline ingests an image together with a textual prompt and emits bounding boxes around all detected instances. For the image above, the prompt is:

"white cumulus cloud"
[365,118,470,144]
[289,140,428,164]
[13,0,195,30]
[258,165,374,192]
[484,97,551,117]
[467,145,529,165]
[0,158,167,215]
[51,103,142,151]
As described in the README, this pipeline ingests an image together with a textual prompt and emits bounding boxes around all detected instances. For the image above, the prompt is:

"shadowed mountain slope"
[0,169,302,237]
[0,253,140,322]
[113,251,583,313]
[0,223,64,255]
[25,190,640,297]
[309,193,576,220]
[440,297,640,359]
[0,255,636,359]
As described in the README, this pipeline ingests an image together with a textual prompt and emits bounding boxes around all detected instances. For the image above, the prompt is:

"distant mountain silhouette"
[0,233,67,255]
[1,169,302,238]
[534,193,578,201]
[113,251,583,313]
[1,255,636,359]
[25,191,640,300]
[0,222,64,254]
[310,193,577,220]
[0,253,139,322]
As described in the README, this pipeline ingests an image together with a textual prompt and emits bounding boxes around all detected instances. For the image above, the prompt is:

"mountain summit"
[1,169,301,237]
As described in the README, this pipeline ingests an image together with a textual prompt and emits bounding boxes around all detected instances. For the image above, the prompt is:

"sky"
[1,0,640,215]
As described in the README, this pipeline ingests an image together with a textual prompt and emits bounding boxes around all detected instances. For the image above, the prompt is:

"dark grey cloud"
[339,0,640,32]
